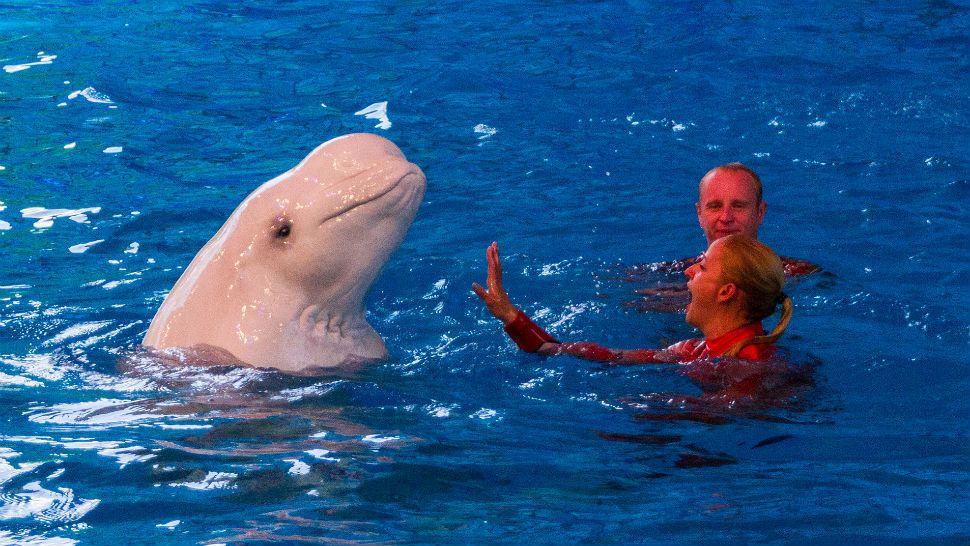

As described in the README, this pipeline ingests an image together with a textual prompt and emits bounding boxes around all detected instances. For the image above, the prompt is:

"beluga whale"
[143,133,426,374]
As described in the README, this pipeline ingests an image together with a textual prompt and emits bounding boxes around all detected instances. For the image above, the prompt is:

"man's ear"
[717,283,738,303]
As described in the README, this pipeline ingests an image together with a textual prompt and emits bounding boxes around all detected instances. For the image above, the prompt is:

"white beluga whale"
[143,133,426,374]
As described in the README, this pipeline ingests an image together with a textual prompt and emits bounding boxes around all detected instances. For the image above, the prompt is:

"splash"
[27,398,162,428]
[169,471,237,491]
[474,124,497,140]
[68,240,104,254]
[67,87,114,104]
[0,481,100,522]
[354,101,392,130]
[0,200,9,231]
[0,354,65,382]
[20,207,101,229]
[0,372,43,388]
[2,52,56,74]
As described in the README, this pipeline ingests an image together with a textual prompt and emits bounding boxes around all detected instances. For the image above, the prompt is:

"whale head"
[143,133,426,373]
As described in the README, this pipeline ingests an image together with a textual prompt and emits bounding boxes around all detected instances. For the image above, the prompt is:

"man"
[694,162,818,276]
[695,163,766,245]
[627,163,818,312]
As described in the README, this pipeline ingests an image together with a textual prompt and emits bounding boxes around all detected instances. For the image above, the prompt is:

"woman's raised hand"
[472,242,519,324]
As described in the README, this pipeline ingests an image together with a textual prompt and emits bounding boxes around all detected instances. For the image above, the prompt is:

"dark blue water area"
[1,1,968,544]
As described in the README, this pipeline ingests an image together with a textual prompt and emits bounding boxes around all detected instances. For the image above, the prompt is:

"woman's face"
[684,238,728,331]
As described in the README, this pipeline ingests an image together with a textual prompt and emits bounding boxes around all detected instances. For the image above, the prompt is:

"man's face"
[696,169,766,245]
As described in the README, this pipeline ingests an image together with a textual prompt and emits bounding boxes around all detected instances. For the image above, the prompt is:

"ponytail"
[723,294,793,357]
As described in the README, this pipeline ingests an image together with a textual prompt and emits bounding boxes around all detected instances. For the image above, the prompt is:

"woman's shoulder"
[737,341,775,361]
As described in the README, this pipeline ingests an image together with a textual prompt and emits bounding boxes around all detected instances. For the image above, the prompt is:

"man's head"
[696,163,767,245]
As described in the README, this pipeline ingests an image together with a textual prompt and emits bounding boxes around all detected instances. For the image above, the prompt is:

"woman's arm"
[473,243,679,365]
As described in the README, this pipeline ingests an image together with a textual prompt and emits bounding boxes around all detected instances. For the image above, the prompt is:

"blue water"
[1,1,968,544]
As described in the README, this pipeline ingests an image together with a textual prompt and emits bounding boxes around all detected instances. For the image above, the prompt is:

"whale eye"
[274,222,292,239]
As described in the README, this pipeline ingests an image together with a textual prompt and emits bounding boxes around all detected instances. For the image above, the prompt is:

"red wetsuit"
[503,310,773,364]
[504,311,808,403]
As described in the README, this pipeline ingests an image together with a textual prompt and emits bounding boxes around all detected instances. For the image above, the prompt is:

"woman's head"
[684,234,792,356]
[716,234,785,322]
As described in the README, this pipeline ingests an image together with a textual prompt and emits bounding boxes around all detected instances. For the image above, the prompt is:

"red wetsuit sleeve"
[554,343,659,364]
[504,310,559,352]
[503,310,662,364]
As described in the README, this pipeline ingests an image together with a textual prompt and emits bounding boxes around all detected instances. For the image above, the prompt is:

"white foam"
[474,124,497,140]
[270,380,343,402]
[45,321,112,346]
[21,207,101,229]
[422,278,448,300]
[64,142,76,150]
[78,87,113,104]
[0,530,78,546]
[306,449,338,462]
[124,242,139,254]
[102,147,123,154]
[470,408,498,420]
[0,480,99,523]
[171,471,236,490]
[0,372,43,388]
[286,459,311,476]
[0,354,64,382]
[0,454,41,486]
[68,240,104,254]
[93,446,154,468]
[78,370,159,394]
[102,278,138,290]
[425,404,456,418]
[27,398,157,428]
[156,424,210,430]
[156,520,180,529]
[354,101,392,130]
[545,302,600,330]
[362,434,400,445]
[3,53,57,74]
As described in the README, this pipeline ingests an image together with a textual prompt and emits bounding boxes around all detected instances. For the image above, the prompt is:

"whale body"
[143,133,426,374]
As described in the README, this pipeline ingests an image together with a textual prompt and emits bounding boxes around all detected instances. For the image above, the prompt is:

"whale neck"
[285,303,388,366]
[298,303,367,339]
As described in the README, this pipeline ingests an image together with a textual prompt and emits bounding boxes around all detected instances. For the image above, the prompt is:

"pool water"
[1,1,968,544]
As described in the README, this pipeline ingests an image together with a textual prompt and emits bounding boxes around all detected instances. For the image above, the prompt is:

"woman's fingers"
[471,282,487,300]
[487,242,504,292]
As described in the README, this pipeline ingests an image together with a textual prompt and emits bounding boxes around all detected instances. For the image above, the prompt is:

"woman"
[472,234,793,364]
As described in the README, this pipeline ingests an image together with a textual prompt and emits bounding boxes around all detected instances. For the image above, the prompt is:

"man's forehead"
[699,170,759,199]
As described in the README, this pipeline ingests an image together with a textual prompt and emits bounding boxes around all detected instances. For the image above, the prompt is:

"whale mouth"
[319,166,424,225]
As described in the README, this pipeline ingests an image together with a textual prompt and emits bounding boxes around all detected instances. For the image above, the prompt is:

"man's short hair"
[700,163,763,204]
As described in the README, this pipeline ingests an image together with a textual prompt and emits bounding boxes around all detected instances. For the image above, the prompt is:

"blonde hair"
[716,234,792,357]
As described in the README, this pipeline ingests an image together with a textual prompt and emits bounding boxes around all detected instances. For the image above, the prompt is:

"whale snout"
[321,161,425,225]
